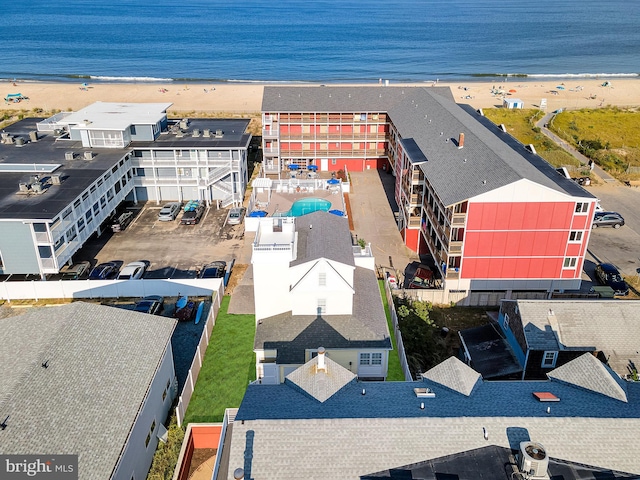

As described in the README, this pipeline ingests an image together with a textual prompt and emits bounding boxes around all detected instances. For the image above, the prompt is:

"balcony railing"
[263,148,279,155]
[262,128,278,138]
[449,241,463,254]
[278,133,386,141]
[280,148,387,157]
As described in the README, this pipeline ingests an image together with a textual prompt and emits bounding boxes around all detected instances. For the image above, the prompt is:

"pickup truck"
[180,203,205,225]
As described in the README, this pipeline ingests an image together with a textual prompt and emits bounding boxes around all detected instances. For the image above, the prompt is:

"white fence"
[383,278,413,381]
[0,278,223,302]
[175,291,222,427]
[401,287,548,306]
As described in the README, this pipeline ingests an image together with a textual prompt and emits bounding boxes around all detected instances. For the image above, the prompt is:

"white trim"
[542,351,558,368]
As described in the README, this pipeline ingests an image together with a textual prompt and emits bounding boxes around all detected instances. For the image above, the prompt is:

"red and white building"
[262,86,597,293]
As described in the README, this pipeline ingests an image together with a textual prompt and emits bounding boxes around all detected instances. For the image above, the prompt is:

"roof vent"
[316,347,326,372]
[65,151,75,160]
[83,151,93,160]
[414,387,435,398]
[518,442,549,479]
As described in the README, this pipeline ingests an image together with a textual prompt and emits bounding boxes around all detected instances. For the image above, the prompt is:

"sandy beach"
[2,79,639,115]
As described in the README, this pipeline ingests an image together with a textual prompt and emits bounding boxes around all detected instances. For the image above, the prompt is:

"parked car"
[158,202,182,221]
[89,262,120,280]
[117,261,148,280]
[59,261,91,280]
[134,295,164,315]
[594,263,629,296]
[181,202,205,225]
[199,261,227,279]
[592,211,624,228]
[227,207,246,225]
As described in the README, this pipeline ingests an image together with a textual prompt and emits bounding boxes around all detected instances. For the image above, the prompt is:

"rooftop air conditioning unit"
[14,137,25,146]
[192,128,200,137]
[65,151,75,160]
[53,129,63,136]
[84,151,93,160]
[31,182,43,193]
[29,131,39,142]
[50,174,61,185]
[518,442,549,479]
[180,119,188,129]
[18,182,30,192]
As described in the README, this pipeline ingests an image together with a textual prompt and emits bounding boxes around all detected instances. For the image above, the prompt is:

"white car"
[117,261,147,280]
[158,202,182,221]
[227,207,246,225]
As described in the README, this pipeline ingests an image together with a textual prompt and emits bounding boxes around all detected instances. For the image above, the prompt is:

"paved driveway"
[585,183,640,277]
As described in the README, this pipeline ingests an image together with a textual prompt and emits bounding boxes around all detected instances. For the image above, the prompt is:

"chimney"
[458,133,465,149]
[317,347,326,372]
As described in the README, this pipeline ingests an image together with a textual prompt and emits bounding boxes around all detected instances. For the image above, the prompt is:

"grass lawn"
[183,295,256,424]
[483,108,581,169]
[379,280,406,381]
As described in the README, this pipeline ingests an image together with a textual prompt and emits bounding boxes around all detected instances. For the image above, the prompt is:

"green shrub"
[146,415,185,480]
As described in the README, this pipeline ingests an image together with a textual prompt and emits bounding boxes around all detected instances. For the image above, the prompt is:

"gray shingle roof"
[516,300,640,376]
[0,302,176,480]
[286,355,357,403]
[548,352,628,402]
[422,356,481,396]
[292,211,354,267]
[262,86,594,207]
[255,267,391,364]
[228,355,640,479]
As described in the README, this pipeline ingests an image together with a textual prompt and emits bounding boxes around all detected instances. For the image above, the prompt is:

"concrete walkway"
[537,112,617,183]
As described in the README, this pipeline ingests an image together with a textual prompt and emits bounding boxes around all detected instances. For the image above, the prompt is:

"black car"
[594,263,629,296]
[180,204,205,225]
[592,212,624,228]
[134,295,164,315]
[88,262,120,280]
[199,261,227,279]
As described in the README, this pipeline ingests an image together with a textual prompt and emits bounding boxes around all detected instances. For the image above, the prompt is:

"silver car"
[227,207,246,225]
[158,202,181,221]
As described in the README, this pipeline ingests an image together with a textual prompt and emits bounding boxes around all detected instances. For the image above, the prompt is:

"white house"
[0,302,177,480]
[251,211,391,383]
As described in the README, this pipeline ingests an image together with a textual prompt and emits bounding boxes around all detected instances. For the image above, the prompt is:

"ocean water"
[1,0,638,83]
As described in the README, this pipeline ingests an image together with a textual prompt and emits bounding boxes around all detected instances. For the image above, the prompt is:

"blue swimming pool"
[274,198,332,217]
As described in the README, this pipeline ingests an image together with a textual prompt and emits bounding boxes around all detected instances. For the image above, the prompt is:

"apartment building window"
[569,231,583,242]
[318,272,326,286]
[106,189,114,203]
[66,225,77,242]
[82,192,89,202]
[331,159,337,165]
[563,257,577,268]
[317,298,326,315]
[575,202,589,213]
[145,419,156,448]
[77,218,85,233]
[542,351,558,368]
[93,202,100,215]
[85,210,93,223]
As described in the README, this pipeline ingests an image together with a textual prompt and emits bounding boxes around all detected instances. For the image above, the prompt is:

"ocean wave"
[89,75,174,82]
[528,73,639,79]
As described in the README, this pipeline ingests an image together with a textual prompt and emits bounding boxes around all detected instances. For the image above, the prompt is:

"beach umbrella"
[508,89,517,93]
[307,165,318,171]
[328,209,344,217]
[248,210,267,218]
[327,178,340,185]
[288,164,299,170]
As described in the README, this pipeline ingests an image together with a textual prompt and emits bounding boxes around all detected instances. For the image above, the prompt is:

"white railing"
[175,291,222,427]
[0,278,223,302]
[384,278,413,381]
[210,409,238,480]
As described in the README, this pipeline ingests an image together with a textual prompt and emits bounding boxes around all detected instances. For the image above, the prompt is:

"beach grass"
[183,295,256,424]
[550,107,640,178]
[483,108,581,168]
[379,280,406,381]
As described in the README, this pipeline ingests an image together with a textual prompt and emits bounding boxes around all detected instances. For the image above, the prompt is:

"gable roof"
[286,354,357,403]
[422,356,481,396]
[230,355,640,478]
[548,353,628,402]
[515,300,640,376]
[262,86,593,207]
[255,267,390,364]
[0,302,176,480]
[292,211,354,267]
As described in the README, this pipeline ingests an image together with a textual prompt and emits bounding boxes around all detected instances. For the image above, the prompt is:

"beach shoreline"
[3,78,640,114]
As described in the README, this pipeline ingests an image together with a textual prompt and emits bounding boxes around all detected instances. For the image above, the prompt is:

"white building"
[251,211,391,383]
[0,102,251,277]
[0,302,177,480]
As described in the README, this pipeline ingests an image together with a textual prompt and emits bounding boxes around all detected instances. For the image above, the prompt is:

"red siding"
[462,201,581,280]
[290,125,302,134]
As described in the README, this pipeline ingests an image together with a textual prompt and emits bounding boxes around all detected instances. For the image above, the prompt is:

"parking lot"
[583,183,640,290]
[73,201,248,279]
